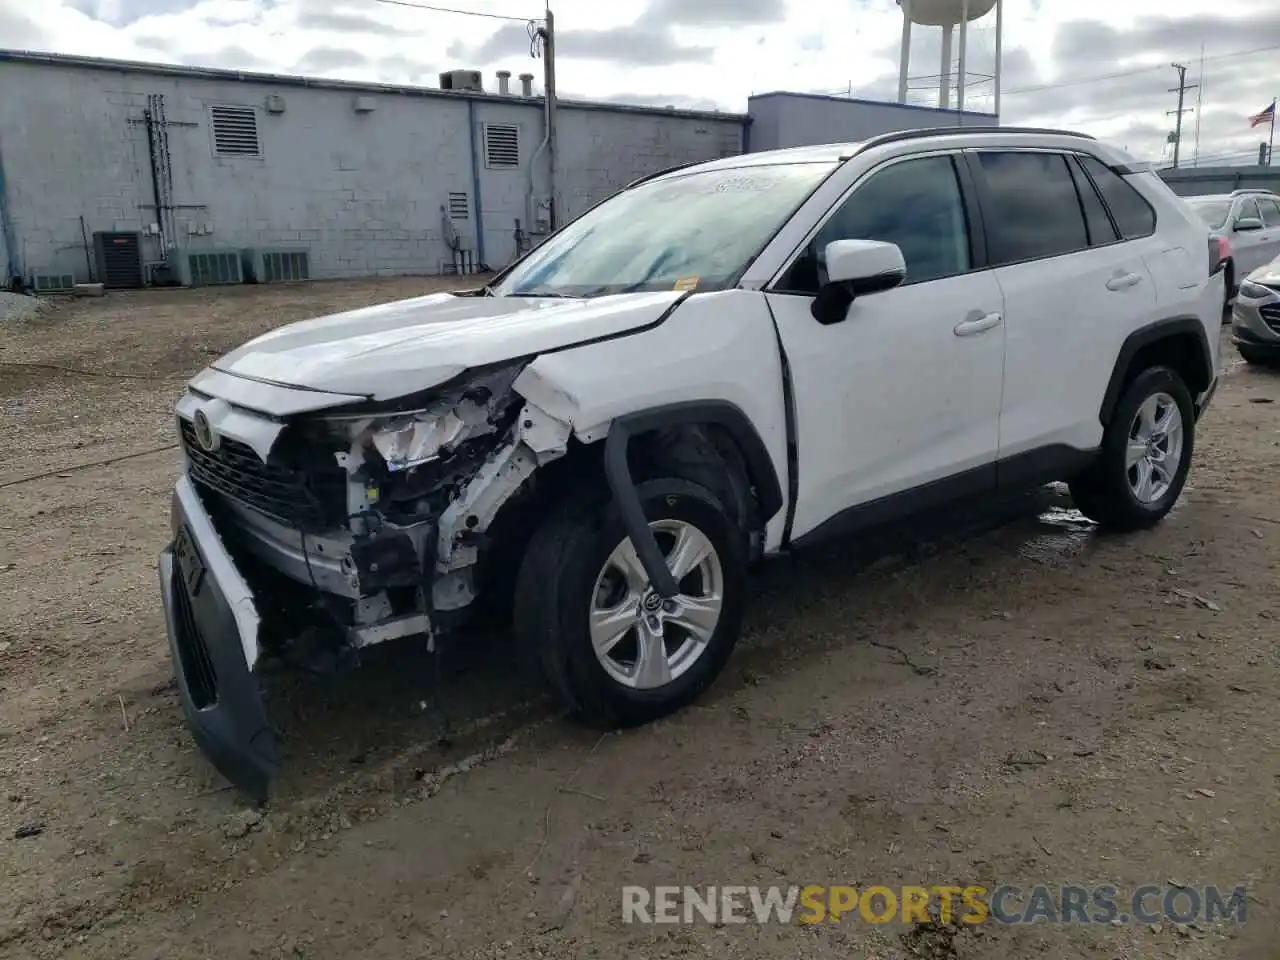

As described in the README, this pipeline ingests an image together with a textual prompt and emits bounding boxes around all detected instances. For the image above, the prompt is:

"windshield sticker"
[673,275,700,291]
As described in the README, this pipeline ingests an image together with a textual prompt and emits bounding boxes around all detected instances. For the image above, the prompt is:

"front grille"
[172,571,218,710]
[180,419,346,530]
[1260,302,1280,334]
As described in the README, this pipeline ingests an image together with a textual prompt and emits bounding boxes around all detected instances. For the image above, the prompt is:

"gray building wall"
[0,52,746,285]
[746,92,997,152]
[1157,165,1280,197]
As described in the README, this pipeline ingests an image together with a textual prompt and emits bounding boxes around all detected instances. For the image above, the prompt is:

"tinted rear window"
[976,152,1090,265]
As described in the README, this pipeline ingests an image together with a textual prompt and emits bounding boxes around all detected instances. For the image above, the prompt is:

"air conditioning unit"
[439,69,483,92]
[171,248,244,287]
[241,247,311,284]
[30,273,76,292]
[92,231,145,289]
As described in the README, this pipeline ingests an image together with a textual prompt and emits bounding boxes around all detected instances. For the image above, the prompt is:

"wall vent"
[242,247,311,284]
[173,248,244,286]
[31,273,76,292]
[447,192,470,221]
[483,123,519,169]
[91,231,145,289]
[210,104,261,156]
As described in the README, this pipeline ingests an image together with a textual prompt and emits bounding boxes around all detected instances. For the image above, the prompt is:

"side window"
[1077,157,1157,240]
[1235,198,1261,225]
[976,152,1089,265]
[777,155,972,294]
[1258,198,1280,226]
[1067,156,1119,246]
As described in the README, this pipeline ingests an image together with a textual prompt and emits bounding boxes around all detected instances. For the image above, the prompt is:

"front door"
[763,153,1006,542]
[1254,196,1280,270]
[1231,197,1272,275]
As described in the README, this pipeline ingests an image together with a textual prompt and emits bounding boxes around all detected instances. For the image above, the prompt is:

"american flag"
[1249,101,1275,128]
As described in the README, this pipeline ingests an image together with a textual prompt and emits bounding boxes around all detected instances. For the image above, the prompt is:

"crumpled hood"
[211,290,685,399]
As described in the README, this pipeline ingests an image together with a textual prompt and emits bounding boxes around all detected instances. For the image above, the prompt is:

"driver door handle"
[954,311,1002,337]
[1106,271,1143,291]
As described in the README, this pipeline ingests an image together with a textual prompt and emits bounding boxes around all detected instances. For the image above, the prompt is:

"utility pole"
[1192,43,1205,166]
[1167,62,1198,169]
[543,4,557,230]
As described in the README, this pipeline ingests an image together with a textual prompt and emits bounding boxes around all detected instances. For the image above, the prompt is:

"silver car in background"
[1184,190,1280,308]
[1232,255,1280,366]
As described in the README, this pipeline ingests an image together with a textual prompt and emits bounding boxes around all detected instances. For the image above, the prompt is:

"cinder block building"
[0,50,996,290]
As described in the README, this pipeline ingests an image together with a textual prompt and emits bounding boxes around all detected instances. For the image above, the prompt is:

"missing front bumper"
[158,476,278,803]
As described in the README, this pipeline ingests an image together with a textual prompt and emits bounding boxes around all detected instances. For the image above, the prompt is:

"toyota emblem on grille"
[192,408,220,452]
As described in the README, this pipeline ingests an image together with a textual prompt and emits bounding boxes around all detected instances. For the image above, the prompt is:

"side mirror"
[1234,216,1264,232]
[810,239,907,325]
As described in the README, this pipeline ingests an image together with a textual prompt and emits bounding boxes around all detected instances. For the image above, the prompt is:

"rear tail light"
[1210,235,1231,275]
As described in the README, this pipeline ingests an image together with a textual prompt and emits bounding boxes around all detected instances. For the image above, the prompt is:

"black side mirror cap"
[811,283,855,325]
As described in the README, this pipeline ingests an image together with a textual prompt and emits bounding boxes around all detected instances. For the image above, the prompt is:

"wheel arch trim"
[603,400,784,598]
[1099,315,1214,428]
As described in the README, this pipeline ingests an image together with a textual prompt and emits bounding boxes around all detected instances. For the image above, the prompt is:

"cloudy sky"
[2,0,1277,164]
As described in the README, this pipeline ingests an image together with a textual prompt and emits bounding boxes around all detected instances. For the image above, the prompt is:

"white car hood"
[1247,260,1280,285]
[210,290,685,400]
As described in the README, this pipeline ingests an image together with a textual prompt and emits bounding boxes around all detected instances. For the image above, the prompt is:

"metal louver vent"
[448,192,469,220]
[174,249,243,286]
[483,123,519,169]
[210,105,261,156]
[262,250,310,282]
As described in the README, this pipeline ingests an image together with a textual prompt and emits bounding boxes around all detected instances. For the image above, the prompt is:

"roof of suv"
[642,126,1135,185]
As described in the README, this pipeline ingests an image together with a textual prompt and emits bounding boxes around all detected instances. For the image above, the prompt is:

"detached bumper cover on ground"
[158,475,278,802]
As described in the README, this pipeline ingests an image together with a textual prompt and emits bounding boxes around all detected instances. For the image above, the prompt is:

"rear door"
[969,149,1158,463]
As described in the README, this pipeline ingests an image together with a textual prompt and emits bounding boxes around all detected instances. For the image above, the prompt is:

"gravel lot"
[1,282,1278,960]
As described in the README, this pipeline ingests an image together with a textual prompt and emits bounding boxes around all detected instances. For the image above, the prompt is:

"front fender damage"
[431,397,572,612]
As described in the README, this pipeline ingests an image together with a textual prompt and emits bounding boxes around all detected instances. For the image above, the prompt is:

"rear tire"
[1069,366,1195,532]
[513,477,747,727]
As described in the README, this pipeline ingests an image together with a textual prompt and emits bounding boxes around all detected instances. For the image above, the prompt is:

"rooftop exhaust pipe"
[497,70,511,95]
[519,72,534,97]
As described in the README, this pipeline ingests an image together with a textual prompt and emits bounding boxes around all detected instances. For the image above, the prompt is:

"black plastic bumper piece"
[158,485,278,804]
[1233,329,1280,359]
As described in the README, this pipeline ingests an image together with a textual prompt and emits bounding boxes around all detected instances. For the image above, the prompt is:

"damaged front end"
[158,362,572,801]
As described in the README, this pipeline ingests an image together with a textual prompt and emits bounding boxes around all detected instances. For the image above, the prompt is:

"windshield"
[491,161,837,298]
[1187,199,1233,230]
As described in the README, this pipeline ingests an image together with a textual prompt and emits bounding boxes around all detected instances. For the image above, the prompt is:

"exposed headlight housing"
[370,404,492,472]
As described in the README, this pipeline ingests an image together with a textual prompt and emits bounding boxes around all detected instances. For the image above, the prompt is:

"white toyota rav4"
[160,127,1223,799]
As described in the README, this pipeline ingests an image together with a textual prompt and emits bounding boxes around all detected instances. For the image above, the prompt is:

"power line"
[811,41,1280,107]
[371,0,542,24]
[1003,42,1280,97]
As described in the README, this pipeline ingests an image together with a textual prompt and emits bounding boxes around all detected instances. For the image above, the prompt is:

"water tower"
[897,0,1003,116]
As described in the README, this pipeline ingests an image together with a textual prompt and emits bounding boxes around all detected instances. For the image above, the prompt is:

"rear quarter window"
[1078,157,1156,240]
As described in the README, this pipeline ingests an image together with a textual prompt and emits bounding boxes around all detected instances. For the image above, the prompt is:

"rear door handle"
[1106,272,1143,291]
[954,311,1002,337]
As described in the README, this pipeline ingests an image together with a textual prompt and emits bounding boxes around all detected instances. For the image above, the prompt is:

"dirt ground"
[1,280,1278,959]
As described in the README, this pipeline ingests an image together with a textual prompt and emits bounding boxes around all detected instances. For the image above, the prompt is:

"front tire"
[513,478,747,727]
[1069,366,1195,532]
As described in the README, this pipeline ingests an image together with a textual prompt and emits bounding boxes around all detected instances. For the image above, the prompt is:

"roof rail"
[856,125,1097,154]
[1230,187,1279,197]
[623,160,703,190]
